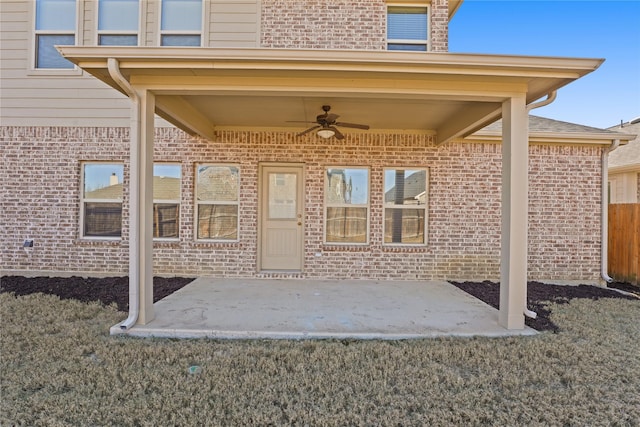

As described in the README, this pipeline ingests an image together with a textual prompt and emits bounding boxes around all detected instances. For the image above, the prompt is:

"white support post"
[130,88,155,325]
[499,95,528,329]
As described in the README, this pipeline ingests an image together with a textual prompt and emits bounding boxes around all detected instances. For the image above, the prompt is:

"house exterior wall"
[1,126,602,281]
[260,0,448,51]
[0,0,445,128]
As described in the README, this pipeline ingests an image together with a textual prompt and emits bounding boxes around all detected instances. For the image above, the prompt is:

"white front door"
[259,164,304,271]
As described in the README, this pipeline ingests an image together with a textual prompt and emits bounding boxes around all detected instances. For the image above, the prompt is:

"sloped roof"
[472,115,636,145]
[482,115,624,135]
[608,120,640,171]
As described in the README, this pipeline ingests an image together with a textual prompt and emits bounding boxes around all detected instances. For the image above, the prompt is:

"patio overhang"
[59,47,603,145]
[59,47,604,332]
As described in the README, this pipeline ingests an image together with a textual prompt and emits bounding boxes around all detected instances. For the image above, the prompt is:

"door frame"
[257,162,306,272]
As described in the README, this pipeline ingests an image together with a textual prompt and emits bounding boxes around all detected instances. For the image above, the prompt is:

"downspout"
[601,139,620,283]
[518,91,557,320]
[108,58,140,330]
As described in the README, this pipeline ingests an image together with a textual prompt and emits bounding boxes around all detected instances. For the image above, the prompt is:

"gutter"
[107,58,140,330]
[520,91,557,320]
[601,139,621,283]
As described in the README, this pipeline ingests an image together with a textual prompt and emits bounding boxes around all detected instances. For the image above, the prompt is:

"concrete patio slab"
[111,278,537,339]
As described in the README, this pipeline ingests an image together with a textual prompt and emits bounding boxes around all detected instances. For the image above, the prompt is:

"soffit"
[59,47,604,144]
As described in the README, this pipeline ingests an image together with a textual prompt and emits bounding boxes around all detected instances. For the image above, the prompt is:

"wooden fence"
[608,203,640,285]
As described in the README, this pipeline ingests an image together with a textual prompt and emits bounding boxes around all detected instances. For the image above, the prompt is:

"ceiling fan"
[293,105,370,140]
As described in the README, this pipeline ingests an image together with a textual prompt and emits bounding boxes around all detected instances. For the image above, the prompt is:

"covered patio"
[59,47,603,332]
[110,278,536,339]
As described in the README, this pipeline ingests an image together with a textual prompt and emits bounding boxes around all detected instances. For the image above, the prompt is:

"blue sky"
[449,0,640,129]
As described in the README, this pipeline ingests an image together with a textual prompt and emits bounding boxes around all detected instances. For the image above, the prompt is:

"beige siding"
[144,0,158,46]
[82,0,95,45]
[0,0,131,127]
[209,1,260,47]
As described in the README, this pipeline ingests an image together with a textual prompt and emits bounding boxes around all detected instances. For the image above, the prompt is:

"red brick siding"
[1,126,601,281]
[260,0,449,52]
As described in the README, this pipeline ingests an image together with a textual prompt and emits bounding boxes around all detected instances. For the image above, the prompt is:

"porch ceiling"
[59,47,603,144]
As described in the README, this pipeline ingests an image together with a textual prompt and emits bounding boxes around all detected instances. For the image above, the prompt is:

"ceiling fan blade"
[297,125,320,136]
[335,121,370,130]
[325,113,339,123]
[286,120,317,124]
[330,126,344,140]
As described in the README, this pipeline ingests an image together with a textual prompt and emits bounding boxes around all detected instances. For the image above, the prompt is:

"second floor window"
[160,0,202,46]
[98,0,139,46]
[35,0,76,68]
[387,6,429,51]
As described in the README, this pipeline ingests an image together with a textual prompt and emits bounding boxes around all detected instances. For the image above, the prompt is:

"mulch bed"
[0,276,194,312]
[1,276,637,333]
[449,280,639,332]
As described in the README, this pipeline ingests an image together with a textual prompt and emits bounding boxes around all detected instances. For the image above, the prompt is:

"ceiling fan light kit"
[317,128,335,139]
[294,105,370,140]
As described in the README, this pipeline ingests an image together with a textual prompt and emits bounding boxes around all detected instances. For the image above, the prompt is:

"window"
[384,168,428,244]
[35,0,76,68]
[160,0,202,46]
[325,168,369,244]
[387,5,429,51]
[81,163,124,238]
[196,165,239,241]
[98,0,139,46]
[153,164,181,239]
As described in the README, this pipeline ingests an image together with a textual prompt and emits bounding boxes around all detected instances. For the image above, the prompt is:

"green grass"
[1,293,639,426]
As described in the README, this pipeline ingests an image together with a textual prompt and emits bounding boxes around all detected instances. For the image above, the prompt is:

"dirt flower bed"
[449,280,639,332]
[0,276,194,312]
[1,279,639,425]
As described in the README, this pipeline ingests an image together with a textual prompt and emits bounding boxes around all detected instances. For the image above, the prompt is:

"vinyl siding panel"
[82,0,96,45]
[0,0,131,127]
[208,1,260,47]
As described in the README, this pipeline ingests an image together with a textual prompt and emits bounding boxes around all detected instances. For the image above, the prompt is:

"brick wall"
[1,126,602,281]
[260,0,449,52]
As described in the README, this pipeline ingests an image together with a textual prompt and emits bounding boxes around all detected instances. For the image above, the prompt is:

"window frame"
[159,0,204,47]
[96,0,141,46]
[195,163,241,242]
[153,163,182,241]
[382,167,429,246]
[386,2,431,52]
[79,161,124,240]
[324,166,371,245]
[31,0,81,73]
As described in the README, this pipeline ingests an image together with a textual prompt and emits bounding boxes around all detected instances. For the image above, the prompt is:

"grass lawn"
[1,286,639,425]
